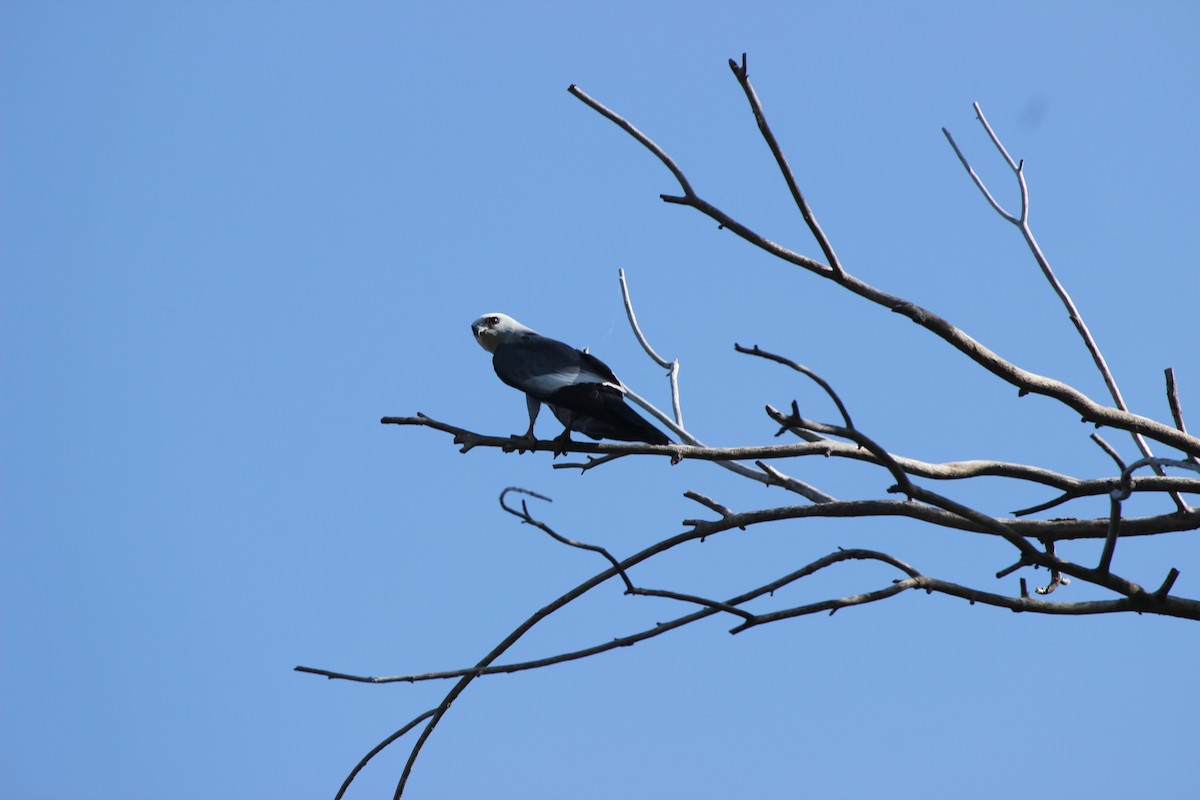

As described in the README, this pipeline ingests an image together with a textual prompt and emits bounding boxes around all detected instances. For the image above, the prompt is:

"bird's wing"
[493,334,620,399]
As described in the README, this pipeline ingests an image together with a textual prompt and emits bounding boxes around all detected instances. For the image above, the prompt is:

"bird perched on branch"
[471,312,671,452]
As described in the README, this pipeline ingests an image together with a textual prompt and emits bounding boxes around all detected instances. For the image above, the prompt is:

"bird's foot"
[551,430,574,458]
[506,433,538,454]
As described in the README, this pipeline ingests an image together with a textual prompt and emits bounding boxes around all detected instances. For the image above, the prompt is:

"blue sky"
[3,2,1198,798]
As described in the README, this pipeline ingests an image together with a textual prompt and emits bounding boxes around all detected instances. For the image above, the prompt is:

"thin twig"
[1114,457,1200,502]
[387,499,735,797]
[499,488,634,592]
[1166,368,1189,434]
[568,84,695,197]
[1012,475,1200,517]
[766,402,915,498]
[628,586,756,621]
[619,268,683,427]
[942,127,1018,223]
[1166,368,1199,468]
[1098,495,1121,573]
[727,53,845,277]
[333,710,437,800]
[1154,568,1181,601]
[736,343,853,430]
[683,490,735,518]
[1091,433,1127,471]
[754,459,836,504]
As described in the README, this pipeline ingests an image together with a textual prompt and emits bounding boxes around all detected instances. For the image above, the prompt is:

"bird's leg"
[552,412,577,458]
[507,396,541,453]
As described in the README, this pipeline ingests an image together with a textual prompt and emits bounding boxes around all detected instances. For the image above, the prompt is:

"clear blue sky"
[3,2,1198,798]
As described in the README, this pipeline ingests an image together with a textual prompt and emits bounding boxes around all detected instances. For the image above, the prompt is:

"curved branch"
[332,710,436,800]
[619,268,683,427]
[736,343,853,430]
[567,83,695,197]
[499,487,635,592]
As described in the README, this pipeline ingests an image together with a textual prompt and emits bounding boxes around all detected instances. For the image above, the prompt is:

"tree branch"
[571,85,1200,459]
[386,415,1200,515]
[727,53,845,278]
[618,269,683,427]
[945,102,1188,511]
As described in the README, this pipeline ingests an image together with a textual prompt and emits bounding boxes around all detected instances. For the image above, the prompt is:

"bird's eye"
[487,316,499,326]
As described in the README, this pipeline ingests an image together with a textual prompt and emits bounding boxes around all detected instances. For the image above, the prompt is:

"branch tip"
[1154,568,1181,600]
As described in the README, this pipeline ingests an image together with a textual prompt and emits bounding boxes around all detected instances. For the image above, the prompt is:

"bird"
[471,312,671,452]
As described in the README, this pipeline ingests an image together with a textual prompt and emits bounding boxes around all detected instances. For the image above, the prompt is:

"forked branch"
[944,104,1188,511]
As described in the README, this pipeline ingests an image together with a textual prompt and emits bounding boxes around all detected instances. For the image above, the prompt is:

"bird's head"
[471,313,537,353]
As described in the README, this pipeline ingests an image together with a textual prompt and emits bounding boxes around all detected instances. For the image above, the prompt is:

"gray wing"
[492,334,619,400]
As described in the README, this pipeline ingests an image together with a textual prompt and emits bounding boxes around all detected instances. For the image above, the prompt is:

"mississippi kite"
[471,312,670,449]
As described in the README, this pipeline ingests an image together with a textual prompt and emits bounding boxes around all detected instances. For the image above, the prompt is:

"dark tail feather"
[602,399,671,445]
[548,385,671,445]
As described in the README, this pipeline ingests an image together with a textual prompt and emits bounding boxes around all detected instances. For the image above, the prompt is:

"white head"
[471,312,537,353]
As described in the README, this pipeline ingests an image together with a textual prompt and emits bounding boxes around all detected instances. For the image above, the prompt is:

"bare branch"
[1114,457,1200,501]
[299,544,1196,696]
[499,487,635,592]
[902,483,1038,559]
[384,503,725,797]
[1098,495,1122,574]
[628,585,757,622]
[683,490,735,519]
[766,402,915,497]
[727,53,845,277]
[618,269,672,369]
[332,710,436,800]
[569,83,834,277]
[387,414,1200,540]
[1154,568,1181,601]
[619,268,683,427]
[1091,433,1127,471]
[1166,368,1194,446]
[941,127,1018,223]
[568,84,695,198]
[733,580,915,630]
[386,414,1141,494]
[754,459,836,504]
[995,559,1026,580]
[1013,475,1199,517]
[736,343,853,430]
[575,88,1200,458]
[947,102,1188,510]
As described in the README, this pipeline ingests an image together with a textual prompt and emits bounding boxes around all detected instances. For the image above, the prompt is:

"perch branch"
[387,414,1200,539]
